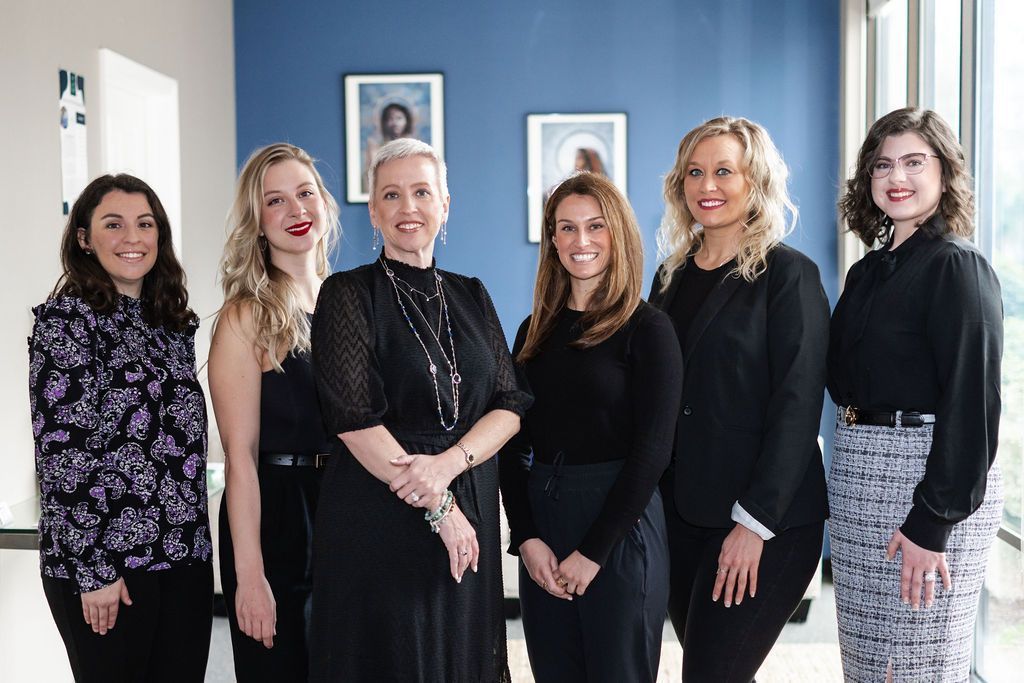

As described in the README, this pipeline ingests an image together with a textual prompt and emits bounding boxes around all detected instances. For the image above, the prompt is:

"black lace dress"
[308,257,531,683]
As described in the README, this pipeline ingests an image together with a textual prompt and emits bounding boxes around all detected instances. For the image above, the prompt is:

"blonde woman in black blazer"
[649,116,829,682]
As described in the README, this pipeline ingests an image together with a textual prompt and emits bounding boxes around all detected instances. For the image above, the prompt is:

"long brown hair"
[53,173,195,331]
[839,107,974,246]
[657,116,797,290]
[516,172,643,362]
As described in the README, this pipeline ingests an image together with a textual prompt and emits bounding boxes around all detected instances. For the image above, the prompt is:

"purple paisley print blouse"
[28,295,211,593]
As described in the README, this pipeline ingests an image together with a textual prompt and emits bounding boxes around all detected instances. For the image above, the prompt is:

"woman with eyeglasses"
[829,107,1004,682]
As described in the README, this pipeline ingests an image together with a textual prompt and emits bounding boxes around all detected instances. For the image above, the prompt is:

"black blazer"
[649,244,830,533]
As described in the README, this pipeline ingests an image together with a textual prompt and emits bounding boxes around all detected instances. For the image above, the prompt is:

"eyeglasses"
[868,153,940,179]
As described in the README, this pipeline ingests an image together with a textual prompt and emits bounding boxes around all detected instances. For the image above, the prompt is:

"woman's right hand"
[80,577,132,635]
[438,504,479,582]
[519,539,571,600]
[236,575,277,648]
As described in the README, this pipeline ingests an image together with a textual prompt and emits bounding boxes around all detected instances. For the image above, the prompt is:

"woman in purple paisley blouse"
[28,174,213,682]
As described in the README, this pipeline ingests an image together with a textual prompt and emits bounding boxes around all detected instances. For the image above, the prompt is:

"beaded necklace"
[380,257,462,431]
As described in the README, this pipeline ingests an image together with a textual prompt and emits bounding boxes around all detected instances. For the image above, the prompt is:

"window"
[919,0,962,134]
[973,1,1024,676]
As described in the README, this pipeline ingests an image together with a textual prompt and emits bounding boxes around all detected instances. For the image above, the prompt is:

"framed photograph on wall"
[344,72,444,203]
[526,112,627,242]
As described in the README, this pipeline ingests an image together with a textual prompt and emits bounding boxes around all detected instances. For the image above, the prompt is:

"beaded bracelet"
[425,489,455,533]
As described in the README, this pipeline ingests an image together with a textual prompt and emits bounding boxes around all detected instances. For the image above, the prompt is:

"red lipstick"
[285,221,312,236]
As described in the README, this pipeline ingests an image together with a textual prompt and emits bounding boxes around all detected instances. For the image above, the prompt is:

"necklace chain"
[379,258,462,431]
[389,272,440,301]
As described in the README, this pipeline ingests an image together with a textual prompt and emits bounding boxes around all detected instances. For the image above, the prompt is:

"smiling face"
[77,190,158,298]
[870,132,944,236]
[551,193,612,307]
[682,134,751,237]
[369,155,450,267]
[260,159,327,262]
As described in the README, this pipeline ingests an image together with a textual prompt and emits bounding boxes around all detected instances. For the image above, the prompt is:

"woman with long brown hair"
[500,172,681,680]
[29,174,212,681]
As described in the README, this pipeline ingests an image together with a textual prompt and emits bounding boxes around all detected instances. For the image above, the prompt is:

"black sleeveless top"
[259,350,331,454]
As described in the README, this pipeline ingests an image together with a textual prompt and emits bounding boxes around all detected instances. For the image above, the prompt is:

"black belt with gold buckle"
[841,407,935,428]
[259,452,331,468]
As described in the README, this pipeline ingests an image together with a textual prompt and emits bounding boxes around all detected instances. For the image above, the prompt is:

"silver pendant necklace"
[380,258,462,431]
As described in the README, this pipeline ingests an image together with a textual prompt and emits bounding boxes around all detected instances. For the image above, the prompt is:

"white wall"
[0,2,235,680]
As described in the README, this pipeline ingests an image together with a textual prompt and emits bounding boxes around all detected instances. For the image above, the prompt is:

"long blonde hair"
[517,172,643,363]
[216,143,341,371]
[656,116,797,290]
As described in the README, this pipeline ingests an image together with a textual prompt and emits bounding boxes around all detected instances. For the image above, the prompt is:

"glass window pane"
[920,0,962,134]
[984,0,1024,537]
[975,538,1024,680]
[875,0,909,118]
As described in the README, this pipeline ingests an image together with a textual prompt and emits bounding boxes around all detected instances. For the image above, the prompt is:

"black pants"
[219,463,321,682]
[42,561,213,683]
[661,475,823,683]
[520,459,669,683]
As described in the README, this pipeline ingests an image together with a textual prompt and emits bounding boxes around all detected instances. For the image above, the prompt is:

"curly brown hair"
[53,174,196,331]
[839,107,975,247]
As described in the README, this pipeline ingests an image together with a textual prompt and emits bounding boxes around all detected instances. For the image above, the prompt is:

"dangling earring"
[372,225,380,251]
[440,221,447,246]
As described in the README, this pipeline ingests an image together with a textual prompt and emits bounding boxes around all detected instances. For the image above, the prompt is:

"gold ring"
[556,577,568,587]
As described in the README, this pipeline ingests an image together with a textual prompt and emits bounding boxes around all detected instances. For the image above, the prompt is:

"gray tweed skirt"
[828,413,1003,682]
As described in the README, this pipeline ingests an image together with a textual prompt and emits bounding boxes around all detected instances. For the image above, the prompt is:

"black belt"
[841,406,936,428]
[259,452,331,468]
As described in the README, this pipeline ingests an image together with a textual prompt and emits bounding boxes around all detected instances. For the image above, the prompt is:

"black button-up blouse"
[827,219,1003,551]
[28,295,211,593]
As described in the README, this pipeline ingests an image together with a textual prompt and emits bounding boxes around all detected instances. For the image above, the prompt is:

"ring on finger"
[459,549,469,556]
[410,492,420,503]
[555,577,568,587]
[716,567,728,575]
[923,570,937,583]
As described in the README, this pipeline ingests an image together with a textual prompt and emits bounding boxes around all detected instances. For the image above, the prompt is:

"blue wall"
[234,0,841,320]
[234,0,842,497]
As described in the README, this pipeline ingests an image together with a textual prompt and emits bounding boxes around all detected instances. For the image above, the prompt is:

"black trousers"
[661,474,823,683]
[519,459,670,683]
[42,561,213,683]
[219,463,321,682]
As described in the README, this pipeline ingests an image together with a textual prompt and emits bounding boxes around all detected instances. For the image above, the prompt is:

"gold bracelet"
[455,440,475,469]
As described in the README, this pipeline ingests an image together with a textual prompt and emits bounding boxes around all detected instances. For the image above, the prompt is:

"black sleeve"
[29,299,123,592]
[497,317,540,555]
[737,252,831,533]
[311,273,388,435]
[577,308,683,566]
[468,278,534,417]
[900,247,1003,551]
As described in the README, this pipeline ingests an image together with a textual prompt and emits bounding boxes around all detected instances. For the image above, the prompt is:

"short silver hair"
[367,138,449,200]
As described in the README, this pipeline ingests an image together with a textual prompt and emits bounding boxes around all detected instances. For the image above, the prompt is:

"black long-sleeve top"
[827,219,1003,552]
[498,302,683,566]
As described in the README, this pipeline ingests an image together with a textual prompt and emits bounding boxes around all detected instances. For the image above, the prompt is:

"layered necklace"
[380,257,461,431]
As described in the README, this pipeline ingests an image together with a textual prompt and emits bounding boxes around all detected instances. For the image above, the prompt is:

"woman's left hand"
[389,453,459,508]
[887,529,952,609]
[713,524,764,607]
[555,551,601,596]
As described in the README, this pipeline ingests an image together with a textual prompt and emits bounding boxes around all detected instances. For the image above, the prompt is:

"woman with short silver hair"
[308,138,531,681]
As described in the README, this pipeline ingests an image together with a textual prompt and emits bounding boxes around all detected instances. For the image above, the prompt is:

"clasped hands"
[389,450,478,582]
[520,539,600,600]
